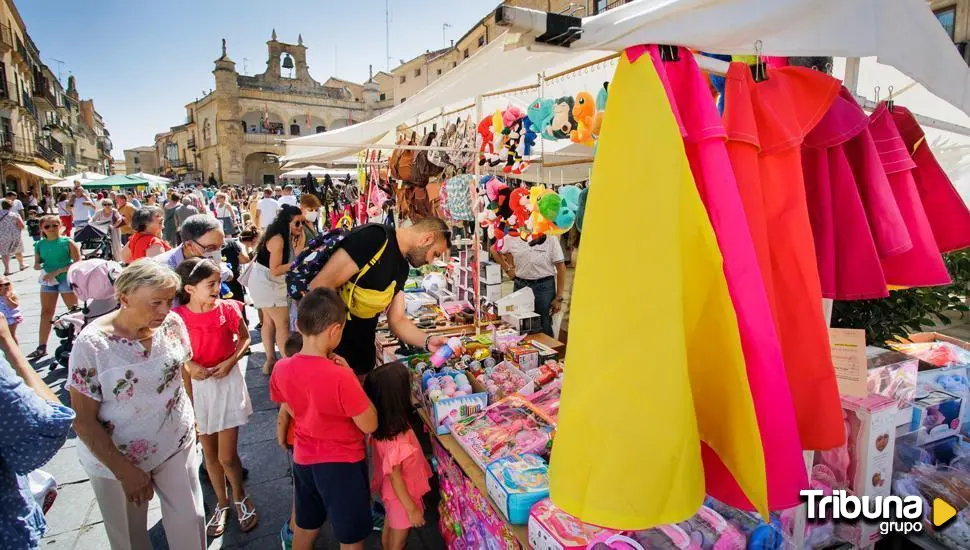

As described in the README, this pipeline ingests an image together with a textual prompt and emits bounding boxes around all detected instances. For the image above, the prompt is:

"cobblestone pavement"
[13,234,444,549]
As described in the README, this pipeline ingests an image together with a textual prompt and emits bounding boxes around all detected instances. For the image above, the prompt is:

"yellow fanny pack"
[339,239,395,319]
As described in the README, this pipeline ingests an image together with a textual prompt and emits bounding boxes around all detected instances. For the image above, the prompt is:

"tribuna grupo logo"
[802,490,925,534]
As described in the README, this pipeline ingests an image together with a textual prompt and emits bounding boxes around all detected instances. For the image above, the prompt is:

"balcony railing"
[20,91,36,119]
[15,38,26,63]
[0,133,28,156]
[0,24,12,51]
[244,132,285,145]
[594,0,629,14]
[32,75,56,106]
[50,138,63,156]
[35,141,55,162]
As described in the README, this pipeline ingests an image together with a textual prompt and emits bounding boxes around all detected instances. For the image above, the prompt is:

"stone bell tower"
[213,39,243,185]
[264,30,316,85]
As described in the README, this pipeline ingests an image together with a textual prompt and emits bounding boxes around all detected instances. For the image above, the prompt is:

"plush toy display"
[570,91,596,146]
[528,98,556,140]
[549,96,578,139]
[521,116,538,156]
[500,106,532,175]
[593,82,608,139]
[478,115,501,167]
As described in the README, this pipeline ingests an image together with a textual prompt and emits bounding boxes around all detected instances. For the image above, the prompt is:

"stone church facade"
[153,31,392,187]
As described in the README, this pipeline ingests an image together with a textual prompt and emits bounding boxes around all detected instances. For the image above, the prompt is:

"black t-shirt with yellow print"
[333,224,409,375]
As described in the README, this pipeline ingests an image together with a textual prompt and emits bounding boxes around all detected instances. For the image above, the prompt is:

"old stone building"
[154,31,392,187]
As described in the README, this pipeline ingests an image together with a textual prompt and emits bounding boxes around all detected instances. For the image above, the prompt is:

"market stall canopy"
[130,172,173,185]
[55,174,151,190]
[511,0,970,116]
[53,171,108,188]
[11,162,59,180]
[279,165,357,179]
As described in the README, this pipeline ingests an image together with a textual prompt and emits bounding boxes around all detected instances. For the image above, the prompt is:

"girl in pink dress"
[173,258,257,537]
[364,362,433,550]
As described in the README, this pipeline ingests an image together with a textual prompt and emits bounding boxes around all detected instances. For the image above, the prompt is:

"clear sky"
[17,0,501,157]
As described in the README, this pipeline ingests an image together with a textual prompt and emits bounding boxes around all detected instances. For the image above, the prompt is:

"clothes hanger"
[887,85,895,112]
[751,40,768,82]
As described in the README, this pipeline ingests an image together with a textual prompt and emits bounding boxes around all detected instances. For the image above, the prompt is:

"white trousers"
[89,444,206,550]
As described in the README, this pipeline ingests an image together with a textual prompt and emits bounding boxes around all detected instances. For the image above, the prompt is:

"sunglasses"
[0,283,10,287]
[42,224,59,229]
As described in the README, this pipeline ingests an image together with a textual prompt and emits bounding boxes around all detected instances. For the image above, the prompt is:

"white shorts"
[247,262,288,309]
[191,358,253,435]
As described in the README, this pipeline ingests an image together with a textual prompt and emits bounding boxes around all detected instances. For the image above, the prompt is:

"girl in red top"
[364,362,433,549]
[121,206,170,263]
[173,258,257,537]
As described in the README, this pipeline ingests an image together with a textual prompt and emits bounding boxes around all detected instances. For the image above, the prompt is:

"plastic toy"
[485,453,549,524]
[430,336,463,367]
[528,498,619,550]
[477,361,534,402]
[451,395,556,469]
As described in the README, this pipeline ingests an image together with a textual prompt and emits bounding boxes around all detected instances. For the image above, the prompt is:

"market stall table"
[416,407,530,549]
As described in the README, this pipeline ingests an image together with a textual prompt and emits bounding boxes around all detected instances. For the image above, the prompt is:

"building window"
[133,156,140,165]
[436,68,442,76]
[414,68,421,77]
[400,75,406,84]
[936,6,957,41]
[478,35,485,47]
[316,125,326,133]
[463,49,469,59]
[289,124,300,136]
[453,61,457,68]
[401,98,406,104]
[379,93,386,101]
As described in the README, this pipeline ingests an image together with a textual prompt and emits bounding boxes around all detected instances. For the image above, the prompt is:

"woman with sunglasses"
[27,216,79,360]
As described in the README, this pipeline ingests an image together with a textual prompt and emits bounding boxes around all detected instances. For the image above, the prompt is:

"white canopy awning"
[130,172,173,185]
[54,172,108,188]
[11,162,59,180]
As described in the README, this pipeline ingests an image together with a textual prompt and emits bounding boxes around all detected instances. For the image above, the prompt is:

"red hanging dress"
[891,106,970,254]
[869,103,951,287]
[723,63,845,451]
[802,87,889,300]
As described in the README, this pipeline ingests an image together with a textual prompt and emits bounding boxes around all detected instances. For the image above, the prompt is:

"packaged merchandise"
[451,395,556,470]
[506,344,540,371]
[528,498,620,550]
[421,367,489,435]
[894,463,970,549]
[527,379,562,423]
[477,361,535,402]
[502,311,543,335]
[910,390,963,445]
[485,454,550,525]
[890,334,970,369]
[526,360,564,388]
[866,347,918,426]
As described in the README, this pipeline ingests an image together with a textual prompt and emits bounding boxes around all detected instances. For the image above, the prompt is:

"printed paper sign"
[830,328,867,397]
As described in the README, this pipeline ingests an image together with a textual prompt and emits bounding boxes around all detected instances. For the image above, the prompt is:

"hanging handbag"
[237,260,255,287]
[410,131,444,187]
[392,132,417,183]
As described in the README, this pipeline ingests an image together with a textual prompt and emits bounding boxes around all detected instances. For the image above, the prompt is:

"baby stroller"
[73,224,113,261]
[51,259,121,368]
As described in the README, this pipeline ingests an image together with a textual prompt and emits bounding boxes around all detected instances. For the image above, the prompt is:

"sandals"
[206,504,230,537]
[234,495,259,532]
[26,346,47,360]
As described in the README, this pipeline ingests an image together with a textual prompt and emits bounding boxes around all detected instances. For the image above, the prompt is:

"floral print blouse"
[67,313,195,479]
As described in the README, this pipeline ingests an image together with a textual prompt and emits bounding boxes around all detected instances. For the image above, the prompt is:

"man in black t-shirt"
[310,217,452,376]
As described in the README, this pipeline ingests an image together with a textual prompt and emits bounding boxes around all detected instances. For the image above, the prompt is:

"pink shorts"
[384,497,423,530]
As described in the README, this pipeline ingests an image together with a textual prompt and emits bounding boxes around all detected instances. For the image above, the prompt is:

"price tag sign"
[829,328,867,397]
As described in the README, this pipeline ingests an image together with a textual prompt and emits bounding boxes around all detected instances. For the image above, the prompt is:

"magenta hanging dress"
[644,45,806,512]
[891,106,970,254]
[869,102,951,287]
[802,87,889,300]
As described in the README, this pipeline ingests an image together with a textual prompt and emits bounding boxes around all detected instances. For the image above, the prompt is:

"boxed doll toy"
[866,346,918,426]
[528,498,619,550]
[910,390,964,445]
[452,395,556,470]
[485,453,550,525]
[476,361,535,403]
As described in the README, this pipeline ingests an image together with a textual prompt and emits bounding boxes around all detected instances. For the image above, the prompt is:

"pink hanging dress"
[645,45,806,512]
[891,106,970,254]
[868,103,951,287]
[802,87,889,300]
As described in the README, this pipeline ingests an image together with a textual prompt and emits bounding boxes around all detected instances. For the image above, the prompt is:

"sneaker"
[280,523,294,550]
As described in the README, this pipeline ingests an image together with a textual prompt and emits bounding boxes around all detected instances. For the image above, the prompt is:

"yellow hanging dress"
[548,49,769,530]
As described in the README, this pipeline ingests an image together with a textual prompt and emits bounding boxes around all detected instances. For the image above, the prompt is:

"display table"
[417,408,529,549]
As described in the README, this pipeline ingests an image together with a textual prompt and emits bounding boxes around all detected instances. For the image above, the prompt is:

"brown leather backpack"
[391,132,416,182]
[409,131,444,187]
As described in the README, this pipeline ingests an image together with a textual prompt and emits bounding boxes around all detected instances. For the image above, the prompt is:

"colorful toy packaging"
[527,379,562,424]
[866,347,918,426]
[485,454,549,525]
[910,390,964,445]
[420,367,489,435]
[451,395,556,470]
[477,361,534,402]
[528,498,619,550]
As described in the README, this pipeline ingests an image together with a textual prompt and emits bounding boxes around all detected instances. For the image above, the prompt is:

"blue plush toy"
[527,98,556,140]
[521,116,538,156]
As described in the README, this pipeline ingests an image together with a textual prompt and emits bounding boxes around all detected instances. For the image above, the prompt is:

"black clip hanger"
[751,39,768,82]
[659,44,680,62]
[887,85,895,112]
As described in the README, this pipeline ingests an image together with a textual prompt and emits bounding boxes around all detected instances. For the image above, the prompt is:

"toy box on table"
[890,334,970,437]
[476,361,535,403]
[506,345,540,371]
[421,368,489,435]
[866,347,918,427]
[485,454,549,525]
[526,380,561,423]
[528,498,620,550]
[910,390,963,445]
[452,395,556,471]
[432,439,521,550]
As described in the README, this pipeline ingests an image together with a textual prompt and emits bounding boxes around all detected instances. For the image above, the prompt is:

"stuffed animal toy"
[501,114,532,175]
[521,116,538,156]
[477,116,501,167]
[570,91,596,146]
[527,98,556,140]
[492,109,505,155]
[549,96,577,140]
[593,82,608,139]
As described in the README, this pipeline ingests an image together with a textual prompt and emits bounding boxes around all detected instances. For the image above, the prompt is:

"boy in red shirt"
[270,288,378,550]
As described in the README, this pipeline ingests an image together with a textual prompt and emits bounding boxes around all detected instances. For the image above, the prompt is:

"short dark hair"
[174,257,221,305]
[0,200,11,210]
[132,206,162,232]
[296,287,346,335]
[412,216,452,249]
[284,332,304,357]
[180,214,221,242]
[364,362,413,440]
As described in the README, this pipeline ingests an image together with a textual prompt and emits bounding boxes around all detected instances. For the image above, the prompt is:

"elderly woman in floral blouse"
[68,259,205,550]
